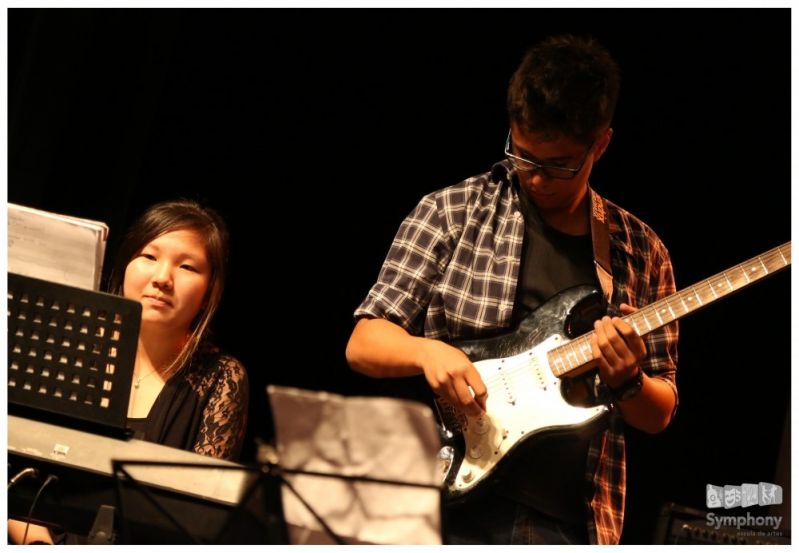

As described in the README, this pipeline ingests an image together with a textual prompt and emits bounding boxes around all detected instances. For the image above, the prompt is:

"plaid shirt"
[355,161,679,544]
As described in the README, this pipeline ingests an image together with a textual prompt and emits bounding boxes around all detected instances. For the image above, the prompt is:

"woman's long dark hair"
[107,200,229,378]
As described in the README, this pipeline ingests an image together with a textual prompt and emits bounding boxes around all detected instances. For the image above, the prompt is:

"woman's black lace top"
[127,344,249,461]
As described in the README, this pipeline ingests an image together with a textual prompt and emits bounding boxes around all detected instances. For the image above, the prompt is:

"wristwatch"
[609,367,643,402]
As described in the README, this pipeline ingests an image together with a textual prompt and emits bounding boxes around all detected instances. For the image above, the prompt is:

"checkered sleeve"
[640,235,679,418]
[354,192,452,334]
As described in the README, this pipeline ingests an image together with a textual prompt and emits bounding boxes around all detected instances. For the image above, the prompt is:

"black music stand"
[7,273,141,438]
[111,460,288,545]
[108,385,443,545]
[110,455,441,545]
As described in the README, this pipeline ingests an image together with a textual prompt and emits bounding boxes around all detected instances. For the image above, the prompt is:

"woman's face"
[123,229,211,335]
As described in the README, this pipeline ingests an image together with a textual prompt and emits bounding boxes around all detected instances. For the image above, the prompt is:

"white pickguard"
[448,334,607,495]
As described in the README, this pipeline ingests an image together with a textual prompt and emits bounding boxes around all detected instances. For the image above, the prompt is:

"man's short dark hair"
[507,35,620,145]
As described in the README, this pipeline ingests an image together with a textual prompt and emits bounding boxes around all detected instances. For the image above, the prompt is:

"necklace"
[133,370,156,389]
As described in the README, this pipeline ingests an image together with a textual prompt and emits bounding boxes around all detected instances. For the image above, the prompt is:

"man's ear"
[593,127,614,162]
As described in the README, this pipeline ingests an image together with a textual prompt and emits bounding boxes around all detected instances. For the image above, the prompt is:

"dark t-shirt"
[513,188,597,319]
[494,188,597,525]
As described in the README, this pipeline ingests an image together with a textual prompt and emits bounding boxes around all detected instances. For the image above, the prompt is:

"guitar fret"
[708,279,718,299]
[779,248,788,265]
[767,253,783,272]
[551,353,565,376]
[723,272,734,292]
[758,256,769,275]
[665,299,676,320]
[564,347,574,367]
[693,286,704,305]
[576,339,585,362]
[579,339,592,363]
[565,343,580,367]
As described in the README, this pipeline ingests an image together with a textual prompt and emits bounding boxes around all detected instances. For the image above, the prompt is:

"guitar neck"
[548,242,791,378]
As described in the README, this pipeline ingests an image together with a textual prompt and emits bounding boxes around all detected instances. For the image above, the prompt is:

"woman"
[108,199,248,460]
[10,199,248,544]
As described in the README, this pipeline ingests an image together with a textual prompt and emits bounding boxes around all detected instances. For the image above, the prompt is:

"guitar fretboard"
[547,242,791,378]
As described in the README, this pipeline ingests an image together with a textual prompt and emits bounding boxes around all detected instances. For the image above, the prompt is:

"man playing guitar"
[346,34,678,544]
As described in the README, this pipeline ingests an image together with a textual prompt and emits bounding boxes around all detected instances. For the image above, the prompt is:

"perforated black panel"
[8,273,141,435]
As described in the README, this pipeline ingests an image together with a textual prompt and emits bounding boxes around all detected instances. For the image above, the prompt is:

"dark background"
[8,8,791,543]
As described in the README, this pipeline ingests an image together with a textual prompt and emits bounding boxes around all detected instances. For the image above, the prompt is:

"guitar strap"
[589,188,614,303]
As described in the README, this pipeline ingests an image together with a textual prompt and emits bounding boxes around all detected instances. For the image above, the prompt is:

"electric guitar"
[437,242,791,502]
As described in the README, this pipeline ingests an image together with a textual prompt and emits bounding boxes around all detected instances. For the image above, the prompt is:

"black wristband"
[609,367,643,402]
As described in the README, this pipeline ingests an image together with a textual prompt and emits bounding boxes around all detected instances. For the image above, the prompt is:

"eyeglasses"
[504,130,594,180]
